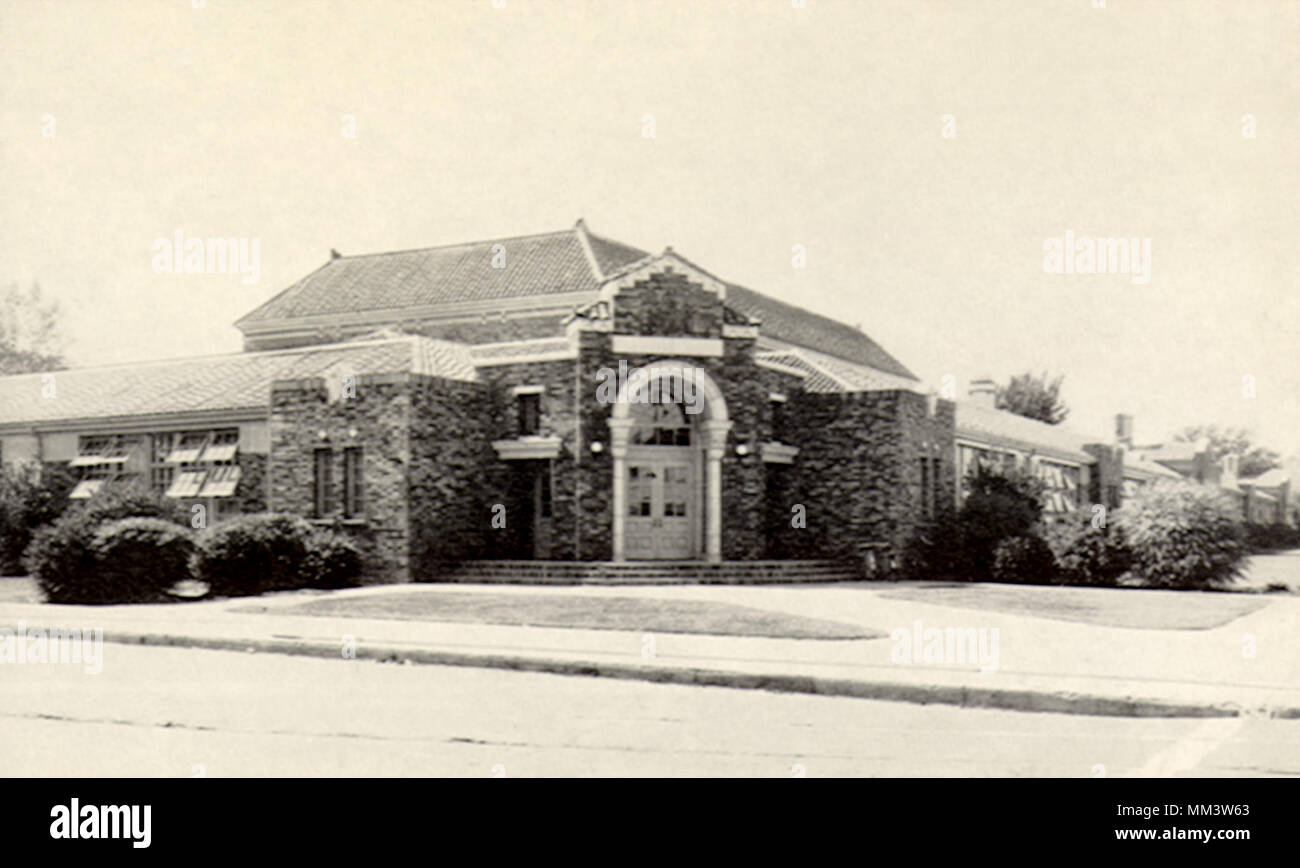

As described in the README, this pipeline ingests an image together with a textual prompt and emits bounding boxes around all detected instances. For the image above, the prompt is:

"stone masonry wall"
[268,374,413,582]
[406,375,501,576]
[768,390,955,565]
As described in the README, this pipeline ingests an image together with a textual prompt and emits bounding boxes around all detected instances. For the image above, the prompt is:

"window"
[70,436,112,468]
[930,457,941,516]
[314,449,333,517]
[68,479,106,500]
[199,464,242,498]
[769,394,788,442]
[150,433,176,494]
[166,432,209,464]
[201,429,239,463]
[629,402,691,446]
[518,393,541,436]
[918,457,939,519]
[343,447,364,519]
[69,434,144,497]
[167,469,207,499]
[1035,460,1082,515]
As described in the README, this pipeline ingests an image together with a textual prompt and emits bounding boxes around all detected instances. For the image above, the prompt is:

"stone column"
[608,417,636,562]
[701,419,733,563]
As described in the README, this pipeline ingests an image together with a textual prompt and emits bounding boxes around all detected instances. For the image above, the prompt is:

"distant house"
[952,393,1294,527]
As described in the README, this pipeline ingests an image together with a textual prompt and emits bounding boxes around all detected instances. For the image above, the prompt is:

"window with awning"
[165,432,210,464]
[199,430,239,463]
[1036,460,1082,514]
[166,469,208,498]
[199,464,242,498]
[65,428,242,502]
[68,479,106,500]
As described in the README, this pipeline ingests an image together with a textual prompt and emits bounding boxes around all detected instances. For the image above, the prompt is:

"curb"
[77,627,1300,720]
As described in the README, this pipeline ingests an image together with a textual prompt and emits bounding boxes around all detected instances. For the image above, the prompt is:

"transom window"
[629,401,691,446]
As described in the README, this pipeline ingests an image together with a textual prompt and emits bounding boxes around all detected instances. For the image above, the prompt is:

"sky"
[1,0,1297,455]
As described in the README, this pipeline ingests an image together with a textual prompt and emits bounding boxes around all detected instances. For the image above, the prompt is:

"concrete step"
[425,559,863,585]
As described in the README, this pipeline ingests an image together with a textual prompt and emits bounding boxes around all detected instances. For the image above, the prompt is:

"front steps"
[427,559,863,585]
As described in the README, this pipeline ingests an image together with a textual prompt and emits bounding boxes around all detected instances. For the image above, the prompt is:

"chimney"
[1221,453,1238,488]
[968,378,997,409]
[1115,414,1134,448]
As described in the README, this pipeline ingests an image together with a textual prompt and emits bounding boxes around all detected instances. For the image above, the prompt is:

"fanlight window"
[629,401,691,446]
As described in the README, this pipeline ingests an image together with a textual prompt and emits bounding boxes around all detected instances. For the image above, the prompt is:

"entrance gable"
[601,251,739,339]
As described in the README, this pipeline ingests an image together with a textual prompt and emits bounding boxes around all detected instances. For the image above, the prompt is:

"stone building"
[0,221,955,581]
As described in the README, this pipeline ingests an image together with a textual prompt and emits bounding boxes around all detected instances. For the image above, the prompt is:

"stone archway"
[608,361,731,562]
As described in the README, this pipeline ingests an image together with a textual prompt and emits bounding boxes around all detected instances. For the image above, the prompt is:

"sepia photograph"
[1,0,1296,848]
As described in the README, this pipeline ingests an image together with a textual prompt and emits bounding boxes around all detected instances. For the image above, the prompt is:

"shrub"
[24,487,191,603]
[74,484,187,527]
[192,513,317,597]
[923,465,1046,582]
[991,534,1057,584]
[0,463,76,575]
[301,530,364,589]
[1112,480,1247,589]
[25,516,97,603]
[1044,512,1132,587]
[86,518,195,603]
[901,513,972,580]
[1243,522,1300,553]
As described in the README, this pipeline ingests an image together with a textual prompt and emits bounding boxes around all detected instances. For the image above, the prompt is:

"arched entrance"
[608,362,730,562]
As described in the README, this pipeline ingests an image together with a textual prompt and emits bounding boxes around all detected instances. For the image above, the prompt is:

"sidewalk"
[3,580,1299,719]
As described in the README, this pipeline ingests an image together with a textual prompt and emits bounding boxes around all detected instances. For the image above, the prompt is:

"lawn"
[241,591,882,640]
[879,583,1271,630]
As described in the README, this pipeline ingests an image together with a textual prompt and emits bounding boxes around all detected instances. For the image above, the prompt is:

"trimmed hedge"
[302,530,364,590]
[1243,522,1300,553]
[1112,480,1246,589]
[88,518,196,603]
[192,513,362,596]
[25,485,190,604]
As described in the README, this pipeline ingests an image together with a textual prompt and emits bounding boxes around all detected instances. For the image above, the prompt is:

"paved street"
[4,644,1300,777]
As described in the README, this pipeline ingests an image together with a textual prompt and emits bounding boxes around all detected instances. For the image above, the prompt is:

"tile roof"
[236,221,917,378]
[955,402,1097,463]
[585,230,649,278]
[726,284,916,379]
[756,345,923,394]
[236,229,622,325]
[0,337,476,428]
[754,352,845,394]
[469,338,573,361]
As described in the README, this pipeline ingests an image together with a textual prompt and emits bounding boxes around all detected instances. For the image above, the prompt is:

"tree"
[0,282,66,375]
[995,371,1069,425]
[1173,425,1280,478]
